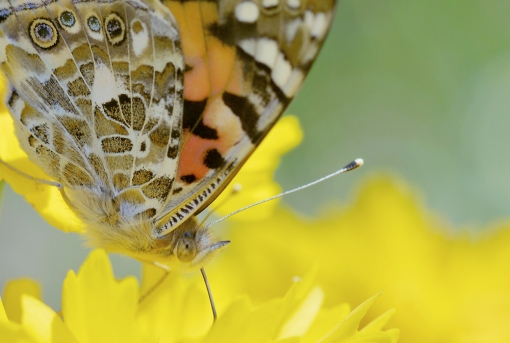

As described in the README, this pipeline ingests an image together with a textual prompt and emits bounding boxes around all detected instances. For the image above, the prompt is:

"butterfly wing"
[0,0,335,236]
[156,0,337,235]
[0,0,185,219]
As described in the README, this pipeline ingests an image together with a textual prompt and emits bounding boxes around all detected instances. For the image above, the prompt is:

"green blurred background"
[2,0,510,310]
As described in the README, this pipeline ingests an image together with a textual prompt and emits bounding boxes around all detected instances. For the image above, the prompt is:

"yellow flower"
[0,250,399,343]
[206,176,510,343]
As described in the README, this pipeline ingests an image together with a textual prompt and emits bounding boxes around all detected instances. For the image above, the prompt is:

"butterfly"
[0,0,336,274]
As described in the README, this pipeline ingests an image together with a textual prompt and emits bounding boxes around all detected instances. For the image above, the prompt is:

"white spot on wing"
[92,62,119,104]
[311,12,327,39]
[262,0,279,9]
[272,53,292,89]
[286,0,300,9]
[285,18,301,42]
[283,69,304,98]
[304,10,315,31]
[235,1,260,23]
[131,20,149,56]
[255,38,278,68]
[238,39,256,56]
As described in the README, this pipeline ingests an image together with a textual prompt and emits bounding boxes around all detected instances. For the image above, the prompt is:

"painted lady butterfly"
[0,0,336,273]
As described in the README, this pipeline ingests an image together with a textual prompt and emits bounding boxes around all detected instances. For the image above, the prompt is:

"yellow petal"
[0,320,41,343]
[20,295,78,343]
[62,250,144,343]
[277,287,324,339]
[301,304,351,343]
[321,294,381,342]
[0,298,8,322]
[361,309,396,334]
[137,264,211,342]
[3,279,41,324]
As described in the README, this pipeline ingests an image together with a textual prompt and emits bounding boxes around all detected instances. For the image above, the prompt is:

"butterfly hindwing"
[0,0,185,219]
[0,0,99,188]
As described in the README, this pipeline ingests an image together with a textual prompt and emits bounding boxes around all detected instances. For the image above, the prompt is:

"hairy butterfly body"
[0,0,336,271]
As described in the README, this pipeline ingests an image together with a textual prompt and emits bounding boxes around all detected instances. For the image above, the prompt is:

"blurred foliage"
[283,0,510,227]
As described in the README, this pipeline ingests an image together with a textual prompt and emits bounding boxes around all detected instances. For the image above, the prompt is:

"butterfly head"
[161,217,230,272]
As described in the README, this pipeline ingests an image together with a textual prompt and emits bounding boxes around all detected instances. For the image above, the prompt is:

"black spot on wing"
[183,99,218,139]
[7,90,19,108]
[203,149,225,169]
[136,208,157,219]
[180,174,197,184]
[171,128,180,139]
[167,145,178,159]
[208,17,257,47]
[32,124,50,144]
[222,92,260,143]
[102,98,126,124]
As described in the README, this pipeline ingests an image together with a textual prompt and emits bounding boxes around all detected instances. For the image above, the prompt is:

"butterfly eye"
[176,236,197,262]
[29,19,58,49]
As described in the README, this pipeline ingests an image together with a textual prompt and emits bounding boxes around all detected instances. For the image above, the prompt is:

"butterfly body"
[0,0,336,271]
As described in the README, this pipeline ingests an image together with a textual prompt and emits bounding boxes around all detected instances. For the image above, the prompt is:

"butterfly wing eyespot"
[104,12,126,46]
[176,235,198,262]
[87,15,101,32]
[59,11,75,27]
[30,18,58,49]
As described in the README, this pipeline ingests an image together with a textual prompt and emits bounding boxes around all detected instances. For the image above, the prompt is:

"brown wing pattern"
[0,0,185,219]
[156,0,337,235]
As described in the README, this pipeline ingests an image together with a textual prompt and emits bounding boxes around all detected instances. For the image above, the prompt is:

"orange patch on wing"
[177,133,218,180]
[206,39,236,97]
[226,59,247,96]
[177,97,244,181]
[167,1,210,101]
[197,2,218,23]
[183,58,209,101]
[167,1,237,100]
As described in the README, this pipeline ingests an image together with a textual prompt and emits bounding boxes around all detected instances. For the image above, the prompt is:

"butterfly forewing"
[156,0,337,235]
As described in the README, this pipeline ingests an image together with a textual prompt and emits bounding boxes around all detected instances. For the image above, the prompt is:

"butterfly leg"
[138,264,217,322]
[0,158,74,209]
[138,266,170,304]
[201,267,218,322]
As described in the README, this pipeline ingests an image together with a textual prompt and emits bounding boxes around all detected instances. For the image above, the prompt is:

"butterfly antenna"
[204,158,364,229]
[201,268,218,322]
[199,183,243,227]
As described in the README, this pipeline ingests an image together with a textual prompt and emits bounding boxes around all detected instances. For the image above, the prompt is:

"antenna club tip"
[355,158,364,167]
